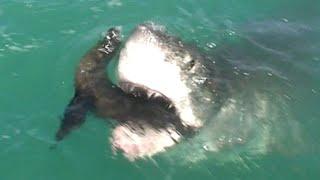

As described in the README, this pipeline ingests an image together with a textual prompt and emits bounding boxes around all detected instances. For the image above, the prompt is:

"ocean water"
[0,0,320,179]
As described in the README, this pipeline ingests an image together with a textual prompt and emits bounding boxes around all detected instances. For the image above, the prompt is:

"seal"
[55,27,192,160]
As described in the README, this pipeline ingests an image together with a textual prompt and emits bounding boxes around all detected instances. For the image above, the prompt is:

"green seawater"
[0,0,320,179]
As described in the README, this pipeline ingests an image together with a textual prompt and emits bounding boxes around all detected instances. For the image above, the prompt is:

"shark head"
[116,23,219,129]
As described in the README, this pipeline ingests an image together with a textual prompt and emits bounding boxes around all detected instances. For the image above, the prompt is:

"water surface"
[0,0,319,179]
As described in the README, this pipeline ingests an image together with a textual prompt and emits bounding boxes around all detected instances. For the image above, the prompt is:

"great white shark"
[55,24,227,160]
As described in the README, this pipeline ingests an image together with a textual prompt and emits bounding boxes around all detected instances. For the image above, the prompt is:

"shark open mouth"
[110,23,211,159]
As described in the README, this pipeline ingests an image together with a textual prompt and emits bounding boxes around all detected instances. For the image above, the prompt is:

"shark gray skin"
[55,28,193,153]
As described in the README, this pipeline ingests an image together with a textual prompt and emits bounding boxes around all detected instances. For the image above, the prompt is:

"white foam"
[111,124,181,160]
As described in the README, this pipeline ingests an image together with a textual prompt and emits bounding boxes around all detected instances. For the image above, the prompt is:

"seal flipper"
[55,90,93,141]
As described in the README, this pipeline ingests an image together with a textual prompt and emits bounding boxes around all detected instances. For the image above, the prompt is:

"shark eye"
[188,59,195,69]
[184,59,195,71]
